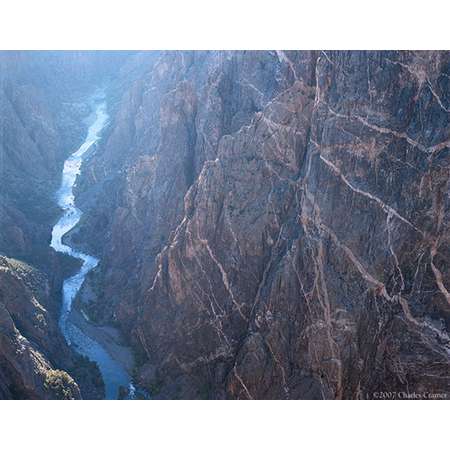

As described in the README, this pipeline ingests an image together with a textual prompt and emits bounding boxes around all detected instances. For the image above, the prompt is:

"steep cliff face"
[74,51,303,323]
[77,51,449,399]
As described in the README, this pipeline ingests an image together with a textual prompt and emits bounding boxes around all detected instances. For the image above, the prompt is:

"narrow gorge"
[50,93,138,399]
[1,51,449,399]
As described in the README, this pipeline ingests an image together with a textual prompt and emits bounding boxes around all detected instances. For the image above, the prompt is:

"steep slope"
[76,51,450,399]
[0,256,81,399]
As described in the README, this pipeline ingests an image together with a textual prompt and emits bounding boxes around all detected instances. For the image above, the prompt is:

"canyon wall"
[77,51,450,399]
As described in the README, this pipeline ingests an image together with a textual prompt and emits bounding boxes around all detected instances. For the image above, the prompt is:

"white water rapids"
[50,94,135,399]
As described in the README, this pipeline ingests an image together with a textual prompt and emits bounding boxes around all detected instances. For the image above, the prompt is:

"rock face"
[73,51,297,322]
[74,51,449,399]
[0,256,81,399]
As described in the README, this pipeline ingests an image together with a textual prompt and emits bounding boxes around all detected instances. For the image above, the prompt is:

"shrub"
[44,369,79,400]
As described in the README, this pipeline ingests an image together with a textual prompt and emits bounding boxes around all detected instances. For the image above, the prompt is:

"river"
[50,92,135,399]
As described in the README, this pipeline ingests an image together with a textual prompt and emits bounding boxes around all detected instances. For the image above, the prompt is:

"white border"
[0,2,448,448]
[1,0,449,50]
[0,400,448,449]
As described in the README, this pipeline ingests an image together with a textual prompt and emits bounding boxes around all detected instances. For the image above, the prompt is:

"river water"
[50,94,135,399]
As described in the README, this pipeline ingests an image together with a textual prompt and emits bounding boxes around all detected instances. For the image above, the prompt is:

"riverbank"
[68,305,134,374]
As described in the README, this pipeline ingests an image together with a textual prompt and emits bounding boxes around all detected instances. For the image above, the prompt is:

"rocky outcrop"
[0,256,81,399]
[77,51,449,399]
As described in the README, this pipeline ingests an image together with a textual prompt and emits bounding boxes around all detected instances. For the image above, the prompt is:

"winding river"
[50,93,135,399]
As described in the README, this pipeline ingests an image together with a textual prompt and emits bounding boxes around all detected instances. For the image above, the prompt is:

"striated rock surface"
[74,51,300,322]
[77,51,450,399]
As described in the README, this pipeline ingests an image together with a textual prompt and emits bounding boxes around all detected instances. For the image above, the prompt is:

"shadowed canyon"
[0,51,449,399]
